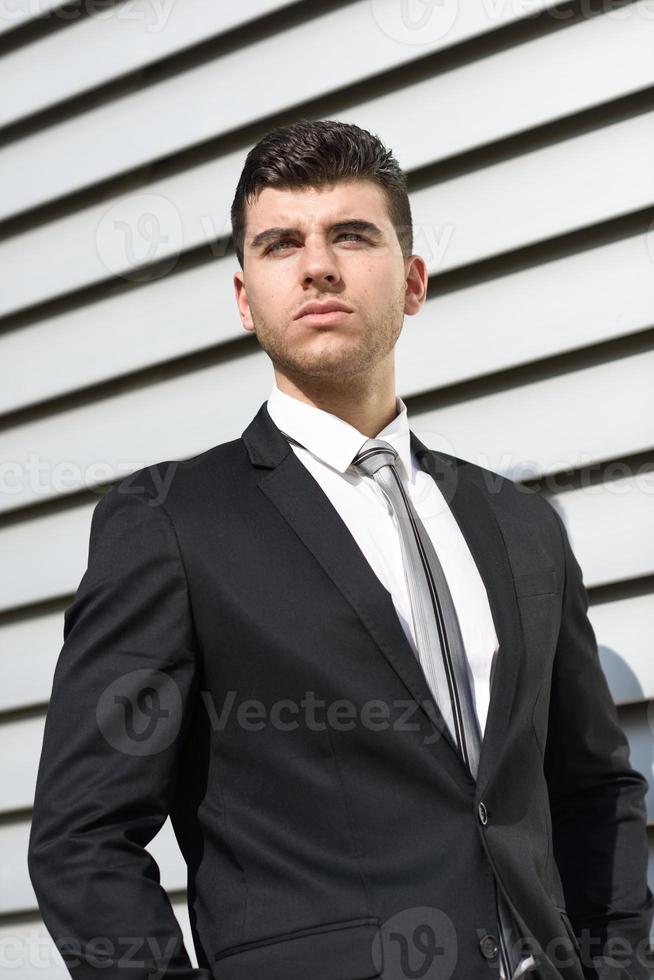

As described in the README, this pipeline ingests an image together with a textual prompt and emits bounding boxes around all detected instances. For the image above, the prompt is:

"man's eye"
[266,233,366,254]
[267,239,295,253]
[266,238,291,255]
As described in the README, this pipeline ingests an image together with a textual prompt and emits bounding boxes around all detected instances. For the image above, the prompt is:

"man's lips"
[296,309,353,324]
[294,300,354,319]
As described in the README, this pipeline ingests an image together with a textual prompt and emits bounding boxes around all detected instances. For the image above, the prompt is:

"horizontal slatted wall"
[1,0,653,975]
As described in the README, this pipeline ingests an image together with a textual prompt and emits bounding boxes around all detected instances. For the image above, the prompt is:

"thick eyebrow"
[248,219,384,252]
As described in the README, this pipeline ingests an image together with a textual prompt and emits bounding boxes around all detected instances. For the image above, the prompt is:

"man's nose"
[299,241,341,284]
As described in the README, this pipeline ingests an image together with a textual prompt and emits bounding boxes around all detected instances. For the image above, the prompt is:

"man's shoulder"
[437,449,565,575]
[436,448,559,529]
[97,436,250,515]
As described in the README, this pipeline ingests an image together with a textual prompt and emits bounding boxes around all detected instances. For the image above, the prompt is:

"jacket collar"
[265,382,415,481]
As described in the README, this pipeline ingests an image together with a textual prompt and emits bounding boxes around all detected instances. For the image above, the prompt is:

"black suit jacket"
[28,401,654,980]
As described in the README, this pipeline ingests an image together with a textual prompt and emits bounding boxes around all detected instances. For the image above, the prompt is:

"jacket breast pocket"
[512,568,557,598]
[212,916,381,980]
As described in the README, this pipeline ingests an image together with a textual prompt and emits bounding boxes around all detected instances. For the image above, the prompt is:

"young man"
[28,119,653,980]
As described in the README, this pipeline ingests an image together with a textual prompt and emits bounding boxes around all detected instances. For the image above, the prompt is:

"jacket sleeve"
[27,480,211,980]
[543,503,654,980]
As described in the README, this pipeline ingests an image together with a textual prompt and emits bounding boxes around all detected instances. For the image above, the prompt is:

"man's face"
[233,179,417,382]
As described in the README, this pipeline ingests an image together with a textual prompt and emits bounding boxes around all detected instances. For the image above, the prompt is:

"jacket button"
[479,934,499,959]
[478,801,488,825]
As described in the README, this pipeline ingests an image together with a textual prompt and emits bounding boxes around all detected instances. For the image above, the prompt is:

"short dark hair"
[230,118,413,268]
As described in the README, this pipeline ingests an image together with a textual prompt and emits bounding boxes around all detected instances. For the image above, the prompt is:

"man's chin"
[278,355,369,381]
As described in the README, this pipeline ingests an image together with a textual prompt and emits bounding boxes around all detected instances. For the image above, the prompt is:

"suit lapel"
[411,433,525,801]
[242,402,524,800]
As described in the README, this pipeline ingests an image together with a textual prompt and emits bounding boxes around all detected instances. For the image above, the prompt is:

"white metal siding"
[1,1,653,974]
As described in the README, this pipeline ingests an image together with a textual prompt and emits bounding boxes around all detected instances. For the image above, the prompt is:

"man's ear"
[404,255,429,316]
[233,269,256,332]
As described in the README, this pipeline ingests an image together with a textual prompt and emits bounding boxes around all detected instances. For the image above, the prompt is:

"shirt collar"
[266,381,414,480]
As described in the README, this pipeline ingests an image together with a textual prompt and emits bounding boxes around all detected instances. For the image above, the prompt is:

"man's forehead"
[247,181,387,227]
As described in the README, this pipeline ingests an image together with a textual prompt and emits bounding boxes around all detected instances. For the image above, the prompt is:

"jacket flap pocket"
[554,906,582,959]
[212,916,381,980]
[513,568,557,597]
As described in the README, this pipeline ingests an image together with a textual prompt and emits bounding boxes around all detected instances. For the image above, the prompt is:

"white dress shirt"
[266,383,535,980]
[266,381,499,735]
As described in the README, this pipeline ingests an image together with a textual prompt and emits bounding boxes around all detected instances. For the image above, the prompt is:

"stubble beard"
[250,292,405,383]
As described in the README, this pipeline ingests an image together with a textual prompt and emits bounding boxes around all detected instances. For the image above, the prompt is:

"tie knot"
[351,438,398,478]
